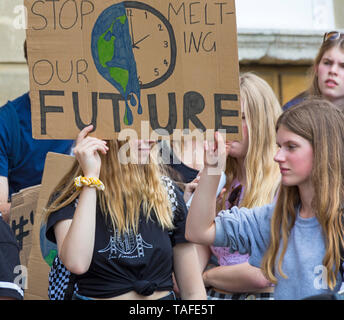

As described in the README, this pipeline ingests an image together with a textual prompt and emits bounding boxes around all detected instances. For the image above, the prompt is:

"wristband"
[74,176,105,191]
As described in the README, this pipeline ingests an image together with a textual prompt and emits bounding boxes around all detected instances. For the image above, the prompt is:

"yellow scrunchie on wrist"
[74,176,105,191]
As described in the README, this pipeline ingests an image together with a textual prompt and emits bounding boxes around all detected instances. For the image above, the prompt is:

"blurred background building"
[0,0,343,106]
[237,0,343,106]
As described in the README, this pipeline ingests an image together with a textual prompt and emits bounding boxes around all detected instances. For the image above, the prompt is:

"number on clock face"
[124,1,176,89]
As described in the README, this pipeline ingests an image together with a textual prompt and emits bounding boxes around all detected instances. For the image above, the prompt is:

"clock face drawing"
[124,1,177,89]
[91,1,177,125]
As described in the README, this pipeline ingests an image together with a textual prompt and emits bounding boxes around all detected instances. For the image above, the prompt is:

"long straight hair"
[221,73,282,209]
[45,140,174,235]
[309,37,344,98]
[261,99,344,290]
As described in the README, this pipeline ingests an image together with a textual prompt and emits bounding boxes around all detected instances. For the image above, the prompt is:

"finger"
[217,188,227,201]
[215,131,226,152]
[191,175,200,183]
[191,183,198,192]
[86,141,108,155]
[74,139,107,155]
[219,188,226,198]
[78,137,107,150]
[76,125,94,145]
[187,182,198,190]
[78,137,107,148]
[75,140,108,157]
[207,139,215,152]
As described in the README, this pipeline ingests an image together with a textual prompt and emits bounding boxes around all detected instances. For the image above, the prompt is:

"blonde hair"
[221,72,282,209]
[261,99,344,290]
[45,140,174,235]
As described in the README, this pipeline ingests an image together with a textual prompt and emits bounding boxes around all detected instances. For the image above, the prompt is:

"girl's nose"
[273,148,284,163]
[329,63,338,75]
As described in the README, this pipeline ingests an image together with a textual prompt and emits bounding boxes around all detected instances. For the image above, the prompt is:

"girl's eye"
[287,145,296,150]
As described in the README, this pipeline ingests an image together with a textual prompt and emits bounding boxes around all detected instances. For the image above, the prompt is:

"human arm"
[0,102,21,224]
[195,244,212,273]
[173,242,207,300]
[203,262,271,292]
[53,125,108,275]
[183,176,199,203]
[186,132,273,258]
[195,243,271,293]
[185,132,226,245]
[0,176,10,223]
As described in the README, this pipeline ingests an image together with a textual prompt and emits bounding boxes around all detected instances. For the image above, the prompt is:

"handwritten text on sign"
[26,0,241,139]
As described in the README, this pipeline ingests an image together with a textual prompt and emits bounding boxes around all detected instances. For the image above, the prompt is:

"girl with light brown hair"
[284,31,344,110]
[309,31,344,106]
[44,125,206,300]
[186,98,344,300]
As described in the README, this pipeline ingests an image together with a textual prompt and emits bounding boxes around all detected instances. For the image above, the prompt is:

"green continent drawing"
[98,16,129,93]
[92,4,142,125]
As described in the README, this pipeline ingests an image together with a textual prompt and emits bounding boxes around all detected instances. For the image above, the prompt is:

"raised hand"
[204,131,227,173]
[73,125,108,178]
[183,175,200,203]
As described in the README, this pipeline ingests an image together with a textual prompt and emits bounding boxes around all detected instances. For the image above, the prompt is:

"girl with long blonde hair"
[222,72,281,209]
[45,125,206,300]
[186,99,344,300]
[194,73,281,299]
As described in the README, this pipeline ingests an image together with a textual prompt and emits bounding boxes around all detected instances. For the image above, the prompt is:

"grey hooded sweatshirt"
[214,204,343,300]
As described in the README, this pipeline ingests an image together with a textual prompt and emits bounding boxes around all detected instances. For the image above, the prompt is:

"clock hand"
[128,14,135,47]
[132,34,151,49]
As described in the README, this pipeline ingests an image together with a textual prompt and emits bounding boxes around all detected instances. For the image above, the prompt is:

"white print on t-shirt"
[98,229,153,260]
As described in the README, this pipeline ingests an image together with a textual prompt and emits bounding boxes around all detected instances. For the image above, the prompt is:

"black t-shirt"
[0,216,24,300]
[170,161,199,184]
[160,141,199,183]
[46,181,189,298]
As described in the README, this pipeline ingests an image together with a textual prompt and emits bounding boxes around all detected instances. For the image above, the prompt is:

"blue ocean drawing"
[91,2,142,125]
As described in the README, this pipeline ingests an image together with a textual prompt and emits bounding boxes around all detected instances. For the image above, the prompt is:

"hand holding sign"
[204,131,227,173]
[74,125,108,178]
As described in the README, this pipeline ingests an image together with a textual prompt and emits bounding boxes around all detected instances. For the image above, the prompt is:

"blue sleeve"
[0,107,11,177]
[214,204,274,267]
[0,103,21,178]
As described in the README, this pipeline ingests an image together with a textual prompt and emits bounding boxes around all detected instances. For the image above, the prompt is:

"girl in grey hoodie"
[186,98,344,300]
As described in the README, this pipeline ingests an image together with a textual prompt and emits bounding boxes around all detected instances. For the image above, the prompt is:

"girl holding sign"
[186,99,344,300]
[191,73,282,300]
[44,127,206,300]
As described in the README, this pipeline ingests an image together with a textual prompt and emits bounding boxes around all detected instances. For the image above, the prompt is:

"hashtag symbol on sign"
[11,211,34,251]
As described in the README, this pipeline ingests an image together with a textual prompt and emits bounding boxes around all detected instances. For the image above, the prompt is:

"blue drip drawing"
[91,2,142,125]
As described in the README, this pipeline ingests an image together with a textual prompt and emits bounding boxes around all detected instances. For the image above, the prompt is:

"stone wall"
[0,0,28,106]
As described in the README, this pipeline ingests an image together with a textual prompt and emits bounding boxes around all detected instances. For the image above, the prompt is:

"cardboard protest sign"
[10,184,41,268]
[25,0,241,140]
[25,152,75,300]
